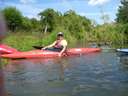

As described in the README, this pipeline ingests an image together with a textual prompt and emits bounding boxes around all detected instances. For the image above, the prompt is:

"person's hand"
[58,53,62,57]
[42,47,46,50]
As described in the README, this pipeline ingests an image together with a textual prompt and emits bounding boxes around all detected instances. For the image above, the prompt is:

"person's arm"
[59,45,67,56]
[58,40,67,56]
[42,41,56,50]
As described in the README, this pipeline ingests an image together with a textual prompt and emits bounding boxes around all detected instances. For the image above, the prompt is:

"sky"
[0,0,121,24]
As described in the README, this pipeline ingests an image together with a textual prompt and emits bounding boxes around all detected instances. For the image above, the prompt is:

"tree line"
[1,7,92,39]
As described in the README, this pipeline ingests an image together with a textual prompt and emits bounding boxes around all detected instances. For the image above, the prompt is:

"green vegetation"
[3,31,77,51]
[116,0,128,24]
[1,0,128,51]
[2,7,23,32]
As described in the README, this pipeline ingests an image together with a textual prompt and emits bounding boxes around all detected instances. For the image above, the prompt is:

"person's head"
[57,32,64,39]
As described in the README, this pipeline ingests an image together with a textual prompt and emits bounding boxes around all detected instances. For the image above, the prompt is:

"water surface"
[2,51,128,96]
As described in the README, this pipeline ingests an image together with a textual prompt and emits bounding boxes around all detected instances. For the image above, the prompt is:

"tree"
[38,8,60,33]
[116,0,128,23]
[116,0,128,43]
[21,17,32,31]
[2,7,23,32]
[63,10,91,39]
[30,18,41,32]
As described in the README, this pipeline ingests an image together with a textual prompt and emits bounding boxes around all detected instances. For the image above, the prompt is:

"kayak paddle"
[32,46,43,49]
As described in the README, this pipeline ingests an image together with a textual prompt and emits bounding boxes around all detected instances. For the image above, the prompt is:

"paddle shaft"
[32,46,43,49]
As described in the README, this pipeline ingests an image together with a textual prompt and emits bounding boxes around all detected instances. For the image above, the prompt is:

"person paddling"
[42,32,67,56]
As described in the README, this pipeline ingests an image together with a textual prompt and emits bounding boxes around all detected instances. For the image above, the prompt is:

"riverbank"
[3,31,77,51]
[2,30,127,51]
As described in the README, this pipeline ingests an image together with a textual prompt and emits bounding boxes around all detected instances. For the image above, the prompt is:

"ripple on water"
[3,52,128,96]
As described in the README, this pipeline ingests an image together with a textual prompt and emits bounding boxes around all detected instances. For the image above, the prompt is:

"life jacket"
[54,39,63,49]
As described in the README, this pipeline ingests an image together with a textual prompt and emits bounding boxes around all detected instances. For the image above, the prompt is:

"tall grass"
[87,24,127,48]
[3,32,39,51]
[3,30,77,51]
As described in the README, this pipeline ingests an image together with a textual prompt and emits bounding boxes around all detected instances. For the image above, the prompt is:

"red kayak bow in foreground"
[0,44,18,54]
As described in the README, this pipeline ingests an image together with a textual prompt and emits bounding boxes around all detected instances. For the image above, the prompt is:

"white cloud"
[88,0,110,6]
[20,0,36,4]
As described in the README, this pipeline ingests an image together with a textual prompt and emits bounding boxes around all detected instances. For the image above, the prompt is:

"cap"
[57,32,63,36]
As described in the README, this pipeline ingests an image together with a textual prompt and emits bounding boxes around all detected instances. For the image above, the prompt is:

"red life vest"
[54,39,63,49]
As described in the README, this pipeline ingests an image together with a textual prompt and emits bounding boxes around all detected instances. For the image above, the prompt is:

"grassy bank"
[3,31,78,51]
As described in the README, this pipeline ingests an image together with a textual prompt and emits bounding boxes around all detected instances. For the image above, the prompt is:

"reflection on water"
[118,54,128,72]
[3,52,128,96]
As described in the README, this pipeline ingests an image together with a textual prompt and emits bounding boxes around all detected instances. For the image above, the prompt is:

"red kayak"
[0,44,18,54]
[1,48,101,59]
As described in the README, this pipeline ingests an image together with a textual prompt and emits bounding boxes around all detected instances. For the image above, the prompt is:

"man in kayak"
[42,32,67,56]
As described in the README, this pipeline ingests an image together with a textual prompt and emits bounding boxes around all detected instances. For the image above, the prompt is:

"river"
[1,50,128,96]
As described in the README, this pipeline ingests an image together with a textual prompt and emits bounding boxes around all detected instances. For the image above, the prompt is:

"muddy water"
[1,51,128,96]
